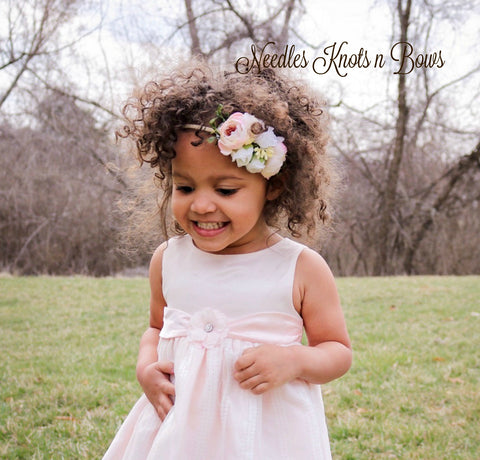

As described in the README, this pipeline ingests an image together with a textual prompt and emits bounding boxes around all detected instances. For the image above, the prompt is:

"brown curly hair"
[118,60,333,241]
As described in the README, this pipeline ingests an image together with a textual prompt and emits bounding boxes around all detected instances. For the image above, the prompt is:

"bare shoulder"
[149,241,168,277]
[149,241,168,329]
[294,246,349,347]
[297,246,333,273]
[295,246,337,296]
[149,241,168,298]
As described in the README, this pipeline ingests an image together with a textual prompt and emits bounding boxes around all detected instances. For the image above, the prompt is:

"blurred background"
[1,0,479,276]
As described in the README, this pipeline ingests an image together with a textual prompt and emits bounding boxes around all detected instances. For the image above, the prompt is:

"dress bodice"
[161,234,306,319]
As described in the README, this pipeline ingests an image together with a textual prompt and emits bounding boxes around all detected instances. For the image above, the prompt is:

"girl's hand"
[233,345,298,395]
[138,360,175,420]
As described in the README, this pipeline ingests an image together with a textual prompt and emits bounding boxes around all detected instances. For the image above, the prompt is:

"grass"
[327,277,480,459]
[1,275,479,459]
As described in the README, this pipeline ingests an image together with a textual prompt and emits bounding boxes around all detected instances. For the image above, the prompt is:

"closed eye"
[217,188,238,196]
[175,185,194,194]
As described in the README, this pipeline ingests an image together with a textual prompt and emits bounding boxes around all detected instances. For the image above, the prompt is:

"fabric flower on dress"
[187,308,229,349]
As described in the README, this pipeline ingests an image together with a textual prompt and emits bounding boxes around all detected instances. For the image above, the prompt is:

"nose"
[190,191,217,214]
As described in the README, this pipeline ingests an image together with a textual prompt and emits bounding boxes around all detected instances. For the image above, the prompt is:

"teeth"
[196,222,226,230]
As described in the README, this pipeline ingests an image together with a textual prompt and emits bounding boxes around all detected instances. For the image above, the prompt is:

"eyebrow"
[172,172,246,182]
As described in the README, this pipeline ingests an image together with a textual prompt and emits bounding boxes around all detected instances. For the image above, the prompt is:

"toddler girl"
[103,62,352,459]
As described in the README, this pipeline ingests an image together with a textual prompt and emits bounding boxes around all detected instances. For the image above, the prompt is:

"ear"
[266,173,286,201]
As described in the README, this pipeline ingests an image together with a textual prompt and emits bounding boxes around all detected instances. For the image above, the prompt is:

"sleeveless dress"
[103,235,331,460]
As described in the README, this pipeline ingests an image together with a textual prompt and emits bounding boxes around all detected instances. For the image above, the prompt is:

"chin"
[196,242,229,254]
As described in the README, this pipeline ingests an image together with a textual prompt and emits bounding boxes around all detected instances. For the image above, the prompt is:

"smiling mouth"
[194,221,228,230]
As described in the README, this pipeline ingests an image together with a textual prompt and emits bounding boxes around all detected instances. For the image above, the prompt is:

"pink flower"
[187,308,228,348]
[217,113,260,155]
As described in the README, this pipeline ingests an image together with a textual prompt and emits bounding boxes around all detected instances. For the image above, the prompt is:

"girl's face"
[171,131,275,254]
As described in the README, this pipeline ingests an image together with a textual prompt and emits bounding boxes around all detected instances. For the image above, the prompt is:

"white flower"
[246,157,266,174]
[187,308,228,349]
[253,126,287,178]
[261,143,287,178]
[231,145,253,167]
[255,127,281,148]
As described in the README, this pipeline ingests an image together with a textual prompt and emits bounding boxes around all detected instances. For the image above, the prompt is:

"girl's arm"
[136,243,175,420]
[234,248,352,393]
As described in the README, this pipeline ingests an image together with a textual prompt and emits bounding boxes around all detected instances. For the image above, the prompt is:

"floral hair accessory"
[183,105,287,179]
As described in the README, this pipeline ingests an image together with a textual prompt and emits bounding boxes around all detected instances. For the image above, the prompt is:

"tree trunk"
[184,0,204,57]
[403,140,480,274]
[374,0,411,275]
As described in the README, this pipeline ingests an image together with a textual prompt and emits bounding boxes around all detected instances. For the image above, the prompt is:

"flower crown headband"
[183,105,287,179]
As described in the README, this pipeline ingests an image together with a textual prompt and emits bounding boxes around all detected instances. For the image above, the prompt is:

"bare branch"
[225,0,256,40]
[184,0,204,57]
[11,218,49,269]
[289,28,325,50]
[331,138,383,192]
[404,139,480,273]
[206,29,252,58]
[160,6,226,47]
[27,68,119,119]
[280,0,296,40]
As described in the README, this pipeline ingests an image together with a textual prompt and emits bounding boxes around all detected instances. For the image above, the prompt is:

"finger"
[147,391,173,412]
[157,376,175,396]
[156,403,170,421]
[151,397,167,421]
[238,373,266,391]
[156,394,174,421]
[234,364,259,383]
[160,394,174,412]
[161,381,175,397]
[156,360,174,374]
[250,382,270,395]
[234,353,256,371]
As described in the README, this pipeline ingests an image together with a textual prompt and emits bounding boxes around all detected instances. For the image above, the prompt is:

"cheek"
[236,190,267,218]
[252,184,269,209]
[171,192,185,219]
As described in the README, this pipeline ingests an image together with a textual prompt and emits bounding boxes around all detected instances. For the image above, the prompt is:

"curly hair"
[118,60,333,241]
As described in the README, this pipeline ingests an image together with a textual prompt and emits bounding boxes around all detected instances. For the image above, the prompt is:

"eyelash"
[175,186,193,193]
[217,188,237,196]
[175,186,237,196]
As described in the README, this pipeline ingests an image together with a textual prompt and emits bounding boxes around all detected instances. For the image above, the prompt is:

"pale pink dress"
[103,235,331,459]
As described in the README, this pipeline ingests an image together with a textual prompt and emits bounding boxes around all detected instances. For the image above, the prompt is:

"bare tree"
[2,0,479,275]
[403,140,480,273]
[0,91,133,275]
[120,0,305,63]
[0,0,84,109]
[328,0,480,275]
[374,0,412,274]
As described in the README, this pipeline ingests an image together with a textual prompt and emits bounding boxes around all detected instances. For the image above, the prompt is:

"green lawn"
[1,275,479,459]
